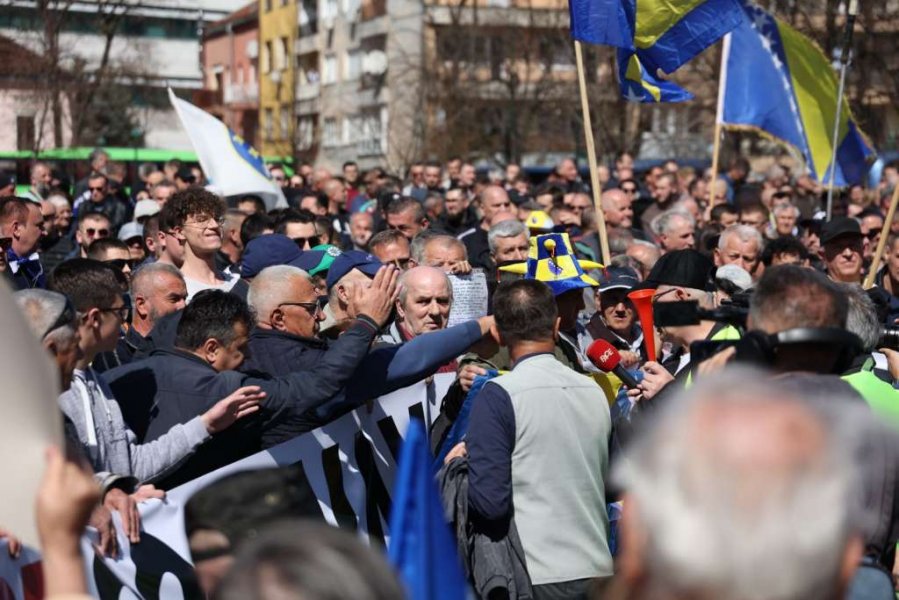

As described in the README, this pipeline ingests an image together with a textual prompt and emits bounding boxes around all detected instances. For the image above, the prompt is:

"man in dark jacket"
[243,264,492,440]
[103,266,398,489]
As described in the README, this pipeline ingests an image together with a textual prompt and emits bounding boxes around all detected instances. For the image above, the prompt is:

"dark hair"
[342,161,358,170]
[275,208,316,234]
[87,237,129,260]
[740,202,770,219]
[728,157,751,174]
[47,258,121,312]
[385,196,425,221]
[533,183,566,208]
[165,188,225,229]
[77,210,111,229]
[749,265,847,330]
[175,290,254,350]
[237,195,267,215]
[215,520,405,600]
[710,204,739,223]
[492,279,558,345]
[761,235,808,266]
[240,213,273,247]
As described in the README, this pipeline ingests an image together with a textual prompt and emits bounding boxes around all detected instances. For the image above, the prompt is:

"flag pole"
[708,34,730,209]
[574,40,612,266]
[825,0,859,221]
[863,183,899,289]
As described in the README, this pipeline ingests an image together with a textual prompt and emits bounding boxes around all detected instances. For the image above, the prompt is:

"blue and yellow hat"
[524,210,554,232]
[499,232,603,296]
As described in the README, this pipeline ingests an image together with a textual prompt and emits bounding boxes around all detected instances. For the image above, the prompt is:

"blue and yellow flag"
[569,0,744,102]
[721,2,874,185]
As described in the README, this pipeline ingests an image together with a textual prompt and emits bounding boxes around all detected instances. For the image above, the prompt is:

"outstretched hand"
[202,386,266,434]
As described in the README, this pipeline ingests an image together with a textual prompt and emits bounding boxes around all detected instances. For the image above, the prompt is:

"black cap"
[820,217,862,244]
[646,249,714,291]
[176,166,196,182]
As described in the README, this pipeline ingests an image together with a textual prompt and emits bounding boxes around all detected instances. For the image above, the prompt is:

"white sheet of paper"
[447,270,489,328]
[0,281,62,548]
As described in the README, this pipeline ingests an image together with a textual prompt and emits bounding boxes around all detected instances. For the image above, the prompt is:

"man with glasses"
[73,212,111,259]
[275,209,320,250]
[245,264,490,434]
[88,238,136,285]
[76,172,127,233]
[0,197,46,289]
[48,259,264,525]
[164,189,247,302]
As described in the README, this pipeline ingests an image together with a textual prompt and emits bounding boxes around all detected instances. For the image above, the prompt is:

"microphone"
[586,339,640,389]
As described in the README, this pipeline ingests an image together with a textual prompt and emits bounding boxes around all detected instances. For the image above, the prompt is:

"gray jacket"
[59,367,210,485]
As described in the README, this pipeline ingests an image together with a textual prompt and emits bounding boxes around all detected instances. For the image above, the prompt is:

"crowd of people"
[4,146,899,599]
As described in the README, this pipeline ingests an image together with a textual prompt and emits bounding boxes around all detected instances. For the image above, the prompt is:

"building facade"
[258,0,298,157]
[0,0,247,151]
[198,2,260,147]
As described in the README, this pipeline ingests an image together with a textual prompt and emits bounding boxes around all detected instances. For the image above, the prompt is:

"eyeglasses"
[85,228,110,238]
[42,298,77,339]
[622,187,637,194]
[184,216,225,229]
[89,186,105,192]
[277,300,324,317]
[103,258,138,272]
[291,235,321,249]
[97,303,130,323]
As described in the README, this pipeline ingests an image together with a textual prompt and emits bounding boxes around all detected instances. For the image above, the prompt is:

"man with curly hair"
[160,189,248,302]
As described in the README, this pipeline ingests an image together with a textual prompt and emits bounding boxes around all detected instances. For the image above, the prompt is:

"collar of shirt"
[510,351,554,370]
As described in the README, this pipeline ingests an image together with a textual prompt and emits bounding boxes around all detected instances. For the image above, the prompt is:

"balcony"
[296,80,320,101]
[223,83,259,105]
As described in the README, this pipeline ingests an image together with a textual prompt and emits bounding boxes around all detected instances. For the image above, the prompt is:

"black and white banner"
[0,374,453,600]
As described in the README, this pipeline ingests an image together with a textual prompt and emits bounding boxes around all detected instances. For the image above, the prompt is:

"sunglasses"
[89,186,105,192]
[292,235,321,249]
[622,187,637,193]
[103,258,138,272]
[85,228,110,237]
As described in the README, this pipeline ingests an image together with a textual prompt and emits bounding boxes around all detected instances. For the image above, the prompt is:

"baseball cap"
[240,234,303,279]
[295,244,342,277]
[598,266,640,292]
[645,249,714,291]
[118,222,144,242]
[820,216,863,244]
[326,250,383,290]
[134,199,160,220]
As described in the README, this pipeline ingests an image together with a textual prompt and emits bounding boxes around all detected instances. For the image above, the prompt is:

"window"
[277,36,289,70]
[264,108,274,142]
[16,116,34,151]
[322,117,339,147]
[345,50,361,80]
[280,105,290,139]
[297,116,316,151]
[321,0,339,20]
[322,54,338,85]
[261,40,272,73]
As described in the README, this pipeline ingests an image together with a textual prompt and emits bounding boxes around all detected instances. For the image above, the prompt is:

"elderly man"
[626,240,661,281]
[773,202,800,238]
[412,234,471,274]
[652,209,695,253]
[488,219,529,267]
[386,196,430,240]
[324,250,388,337]
[714,224,763,281]
[244,264,489,429]
[22,161,52,203]
[616,371,870,600]
[459,185,514,270]
[0,197,46,289]
[77,172,127,232]
[369,229,412,271]
[379,266,453,345]
[129,263,188,351]
[15,289,82,391]
[587,266,643,359]
[216,210,247,273]
[601,188,634,231]
[349,211,374,251]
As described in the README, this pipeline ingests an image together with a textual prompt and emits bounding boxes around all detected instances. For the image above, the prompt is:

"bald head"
[130,263,188,335]
[480,185,512,223]
[601,188,633,228]
[396,266,453,336]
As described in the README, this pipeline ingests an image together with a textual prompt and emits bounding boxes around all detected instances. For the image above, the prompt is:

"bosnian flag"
[168,88,288,210]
